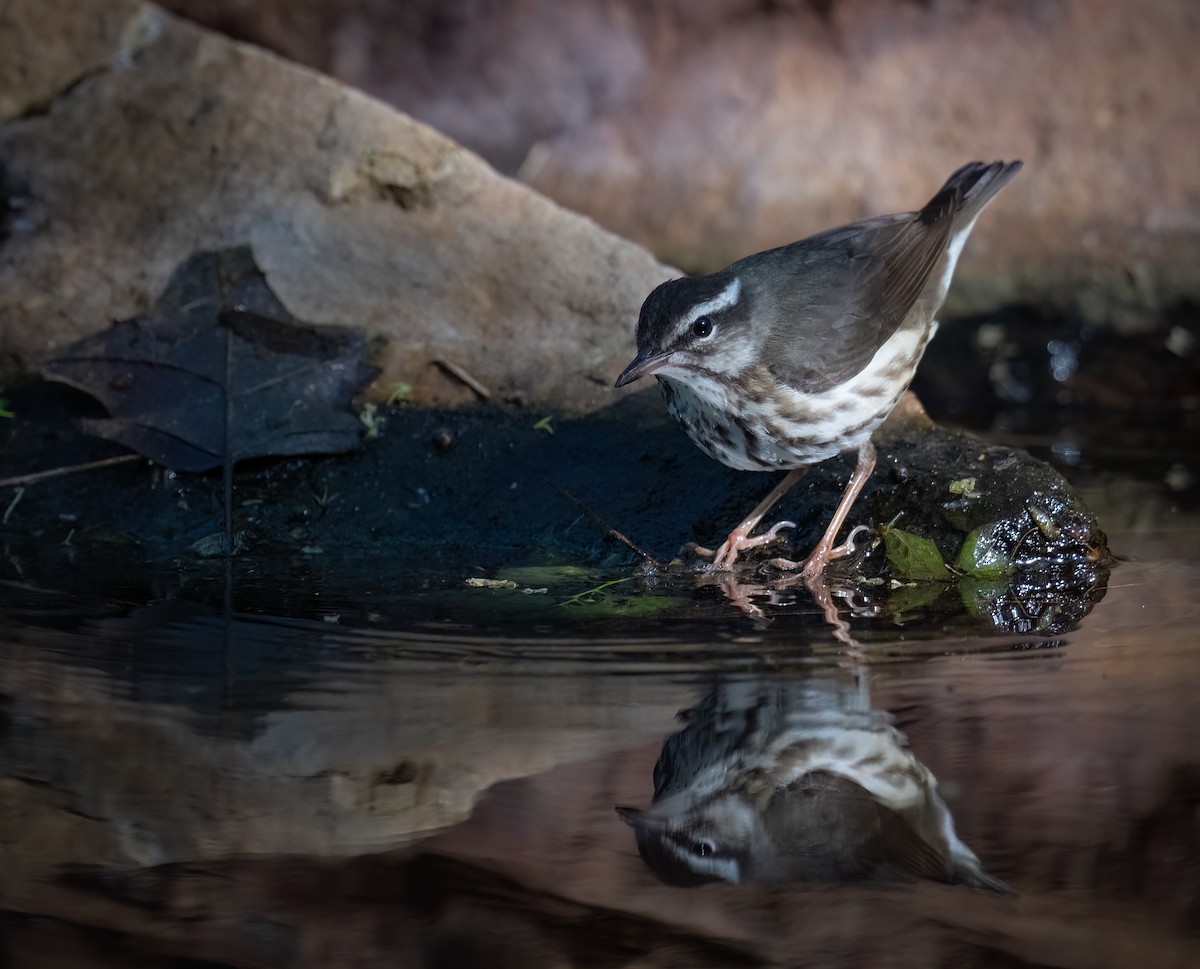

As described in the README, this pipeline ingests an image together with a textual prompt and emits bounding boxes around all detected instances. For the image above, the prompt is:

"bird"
[616,678,1009,891]
[614,160,1022,575]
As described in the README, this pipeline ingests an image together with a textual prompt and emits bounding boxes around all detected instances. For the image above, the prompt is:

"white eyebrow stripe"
[683,276,741,327]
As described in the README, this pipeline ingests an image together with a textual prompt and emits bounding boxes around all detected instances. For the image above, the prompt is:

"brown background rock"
[161,0,1200,331]
[0,0,673,410]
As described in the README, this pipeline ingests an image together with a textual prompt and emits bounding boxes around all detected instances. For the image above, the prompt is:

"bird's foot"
[828,524,873,561]
[692,520,796,570]
[769,525,874,577]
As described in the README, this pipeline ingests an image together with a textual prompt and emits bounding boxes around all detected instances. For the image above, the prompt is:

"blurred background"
[2,4,1200,967]
[159,0,1200,327]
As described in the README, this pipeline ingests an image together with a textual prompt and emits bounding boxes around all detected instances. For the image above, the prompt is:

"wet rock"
[864,396,1110,575]
[872,399,1110,630]
[0,0,673,411]
[160,0,1200,330]
[0,377,1109,637]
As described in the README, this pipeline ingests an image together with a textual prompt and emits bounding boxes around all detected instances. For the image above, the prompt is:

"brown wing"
[743,209,953,395]
[760,771,955,883]
[747,161,1020,395]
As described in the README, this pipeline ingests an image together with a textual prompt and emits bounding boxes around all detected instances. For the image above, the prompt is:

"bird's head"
[614,272,755,387]
[615,795,757,886]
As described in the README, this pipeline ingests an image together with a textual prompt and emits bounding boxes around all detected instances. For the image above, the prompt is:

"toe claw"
[695,517,802,572]
[829,524,873,560]
[759,520,796,543]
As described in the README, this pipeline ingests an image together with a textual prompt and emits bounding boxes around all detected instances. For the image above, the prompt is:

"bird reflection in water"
[617,672,1008,892]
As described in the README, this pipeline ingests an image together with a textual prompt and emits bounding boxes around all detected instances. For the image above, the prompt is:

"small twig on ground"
[435,360,492,400]
[3,486,24,524]
[554,484,664,568]
[561,576,634,606]
[0,453,141,488]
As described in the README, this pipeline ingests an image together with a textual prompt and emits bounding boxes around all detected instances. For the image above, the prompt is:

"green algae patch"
[496,564,595,587]
[472,567,686,621]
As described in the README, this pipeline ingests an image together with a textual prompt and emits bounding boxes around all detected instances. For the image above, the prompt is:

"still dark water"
[1,474,1197,968]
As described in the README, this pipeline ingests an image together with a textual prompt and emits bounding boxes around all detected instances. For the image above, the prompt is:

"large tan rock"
[0,0,674,409]
[162,0,1200,332]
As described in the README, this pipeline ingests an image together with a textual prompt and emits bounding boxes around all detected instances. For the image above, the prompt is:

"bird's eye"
[690,838,714,858]
[691,316,713,338]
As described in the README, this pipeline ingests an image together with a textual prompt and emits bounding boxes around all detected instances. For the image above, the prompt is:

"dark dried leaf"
[42,247,377,472]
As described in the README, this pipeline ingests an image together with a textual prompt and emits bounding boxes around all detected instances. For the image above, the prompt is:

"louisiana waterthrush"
[616,679,1007,890]
[615,160,1022,575]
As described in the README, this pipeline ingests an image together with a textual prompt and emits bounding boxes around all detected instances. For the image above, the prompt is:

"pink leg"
[780,441,877,579]
[693,467,808,570]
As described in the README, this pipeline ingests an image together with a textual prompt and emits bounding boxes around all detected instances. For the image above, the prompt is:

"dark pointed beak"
[615,805,664,830]
[614,348,670,388]
[615,805,645,827]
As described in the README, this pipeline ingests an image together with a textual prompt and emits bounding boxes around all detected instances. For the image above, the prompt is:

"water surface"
[0,477,1197,968]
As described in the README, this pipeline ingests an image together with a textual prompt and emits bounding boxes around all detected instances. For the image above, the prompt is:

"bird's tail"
[919,160,1023,227]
